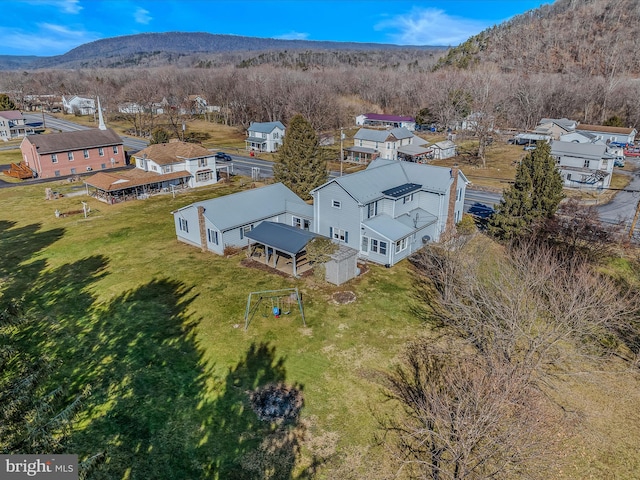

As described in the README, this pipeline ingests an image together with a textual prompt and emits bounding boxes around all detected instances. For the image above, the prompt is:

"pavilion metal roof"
[245,221,318,255]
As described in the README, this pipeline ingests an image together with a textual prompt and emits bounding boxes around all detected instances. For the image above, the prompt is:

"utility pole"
[339,127,344,177]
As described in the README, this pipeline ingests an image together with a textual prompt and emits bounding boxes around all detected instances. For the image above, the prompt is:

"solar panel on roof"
[381,183,422,198]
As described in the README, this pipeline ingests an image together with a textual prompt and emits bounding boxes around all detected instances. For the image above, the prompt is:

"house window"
[98,147,104,156]
[403,194,414,204]
[196,171,213,182]
[361,236,369,252]
[331,227,348,243]
[179,218,189,233]
[51,154,58,163]
[198,158,207,167]
[567,174,572,181]
[293,217,302,229]
[240,224,253,239]
[583,160,590,168]
[83,149,89,159]
[395,238,408,253]
[370,239,387,254]
[113,146,118,154]
[274,132,279,139]
[367,202,377,218]
[332,200,341,208]
[54,170,60,177]
[67,152,74,161]
[303,219,310,230]
[101,163,106,169]
[70,168,76,174]
[207,228,219,245]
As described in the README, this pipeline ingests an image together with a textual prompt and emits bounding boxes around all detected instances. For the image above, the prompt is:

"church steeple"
[97,96,106,130]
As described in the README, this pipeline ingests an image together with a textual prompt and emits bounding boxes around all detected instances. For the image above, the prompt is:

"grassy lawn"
[0,178,420,479]
[3,147,640,477]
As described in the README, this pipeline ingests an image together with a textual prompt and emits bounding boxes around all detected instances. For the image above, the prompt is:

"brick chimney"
[445,165,459,238]
[197,206,207,252]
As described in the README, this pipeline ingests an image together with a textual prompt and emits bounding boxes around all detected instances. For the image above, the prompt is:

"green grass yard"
[2,177,640,479]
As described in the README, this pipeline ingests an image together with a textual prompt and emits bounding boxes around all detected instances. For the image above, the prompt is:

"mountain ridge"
[0,32,446,70]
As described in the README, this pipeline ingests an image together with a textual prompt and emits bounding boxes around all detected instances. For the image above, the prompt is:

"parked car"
[523,145,536,151]
[215,151,232,161]
[614,158,626,167]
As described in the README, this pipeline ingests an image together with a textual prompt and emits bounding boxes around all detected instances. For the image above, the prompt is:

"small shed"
[324,244,359,286]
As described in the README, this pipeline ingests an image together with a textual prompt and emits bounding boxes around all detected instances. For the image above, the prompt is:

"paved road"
[23,113,149,151]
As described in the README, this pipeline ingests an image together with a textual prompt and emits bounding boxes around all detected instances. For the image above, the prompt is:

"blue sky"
[1,0,553,56]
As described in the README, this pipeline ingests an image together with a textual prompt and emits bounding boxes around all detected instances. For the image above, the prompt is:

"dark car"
[215,152,232,161]
[468,202,495,219]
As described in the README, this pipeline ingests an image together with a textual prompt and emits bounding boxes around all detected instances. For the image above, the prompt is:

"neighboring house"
[560,131,624,160]
[62,95,96,115]
[559,131,605,145]
[132,141,227,188]
[23,94,63,112]
[576,124,637,146]
[430,140,457,160]
[355,113,416,131]
[172,182,313,255]
[117,102,146,114]
[245,121,285,153]
[533,118,577,139]
[350,127,417,161]
[460,112,495,132]
[0,110,31,141]
[187,95,208,114]
[550,140,614,189]
[311,159,468,267]
[20,128,125,178]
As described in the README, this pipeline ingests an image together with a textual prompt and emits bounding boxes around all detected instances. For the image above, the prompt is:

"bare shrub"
[379,341,555,479]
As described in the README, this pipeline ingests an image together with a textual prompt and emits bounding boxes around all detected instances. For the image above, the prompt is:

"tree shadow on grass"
[201,342,309,480]
[1,220,313,478]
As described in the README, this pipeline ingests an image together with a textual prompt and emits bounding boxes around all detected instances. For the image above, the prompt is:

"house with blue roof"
[245,121,285,153]
[311,159,468,267]
[171,182,312,255]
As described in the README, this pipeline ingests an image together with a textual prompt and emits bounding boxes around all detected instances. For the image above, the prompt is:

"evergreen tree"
[273,115,327,200]
[488,142,563,239]
[0,94,16,111]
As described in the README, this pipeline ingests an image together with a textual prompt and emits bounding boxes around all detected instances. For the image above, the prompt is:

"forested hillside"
[436,0,640,75]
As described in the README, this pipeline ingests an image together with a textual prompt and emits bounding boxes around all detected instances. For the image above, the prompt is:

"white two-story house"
[0,110,31,141]
[62,95,96,115]
[311,159,468,267]
[132,141,226,188]
[550,140,614,189]
[349,127,428,162]
[245,121,285,153]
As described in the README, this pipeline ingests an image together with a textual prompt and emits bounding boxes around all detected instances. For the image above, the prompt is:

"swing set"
[243,288,305,331]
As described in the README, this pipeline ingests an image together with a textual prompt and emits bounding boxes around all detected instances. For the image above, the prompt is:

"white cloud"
[19,0,82,14]
[0,23,99,55]
[375,7,489,46]
[134,7,152,25]
[274,31,309,41]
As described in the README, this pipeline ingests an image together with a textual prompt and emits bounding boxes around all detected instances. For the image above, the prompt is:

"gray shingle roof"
[313,158,456,205]
[354,127,414,143]
[551,140,607,160]
[24,128,123,154]
[178,183,312,231]
[248,121,285,134]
